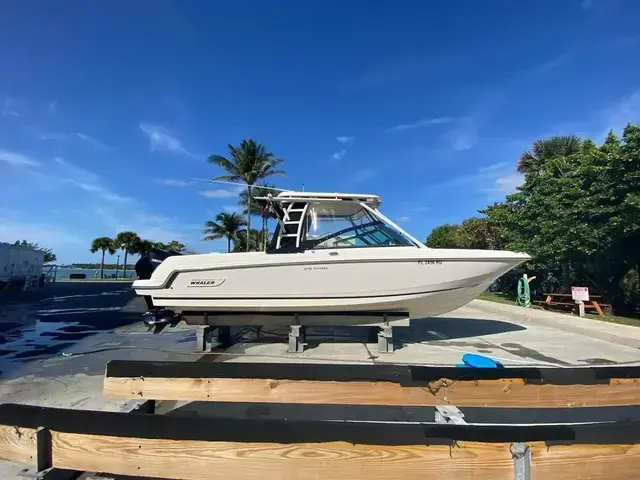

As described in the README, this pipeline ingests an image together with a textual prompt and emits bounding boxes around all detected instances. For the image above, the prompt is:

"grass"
[479,291,640,327]
[478,291,518,305]
[583,313,640,327]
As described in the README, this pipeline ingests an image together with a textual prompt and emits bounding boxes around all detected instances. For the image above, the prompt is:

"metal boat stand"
[377,314,394,354]
[287,313,396,354]
[288,314,306,353]
[196,323,232,352]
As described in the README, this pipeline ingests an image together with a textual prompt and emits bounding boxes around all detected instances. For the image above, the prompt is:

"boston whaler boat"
[134,191,529,326]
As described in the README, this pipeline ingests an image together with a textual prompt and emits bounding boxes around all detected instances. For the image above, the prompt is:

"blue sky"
[1,0,639,263]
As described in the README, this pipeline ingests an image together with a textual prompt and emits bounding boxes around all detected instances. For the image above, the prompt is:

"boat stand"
[196,325,231,352]
[288,325,306,353]
[285,312,397,354]
[377,324,394,353]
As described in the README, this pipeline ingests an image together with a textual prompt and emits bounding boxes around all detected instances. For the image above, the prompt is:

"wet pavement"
[0,282,195,379]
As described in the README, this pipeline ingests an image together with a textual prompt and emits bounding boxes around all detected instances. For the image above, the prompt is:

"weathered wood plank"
[1,431,636,480]
[531,444,640,480]
[103,376,640,407]
[0,425,38,465]
[51,434,513,480]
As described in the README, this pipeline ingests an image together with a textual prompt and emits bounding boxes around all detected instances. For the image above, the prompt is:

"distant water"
[55,267,136,280]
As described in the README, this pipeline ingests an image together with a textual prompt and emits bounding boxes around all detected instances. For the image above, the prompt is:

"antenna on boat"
[302,183,305,192]
[189,178,289,192]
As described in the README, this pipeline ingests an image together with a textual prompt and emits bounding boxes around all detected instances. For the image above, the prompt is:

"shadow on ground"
[251,316,527,351]
[0,282,146,376]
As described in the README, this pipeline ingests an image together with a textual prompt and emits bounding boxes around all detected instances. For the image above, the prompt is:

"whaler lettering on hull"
[188,279,226,287]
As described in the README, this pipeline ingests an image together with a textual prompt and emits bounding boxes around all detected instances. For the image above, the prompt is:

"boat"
[133,191,529,326]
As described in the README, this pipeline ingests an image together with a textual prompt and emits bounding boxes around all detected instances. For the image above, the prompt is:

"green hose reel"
[516,273,535,308]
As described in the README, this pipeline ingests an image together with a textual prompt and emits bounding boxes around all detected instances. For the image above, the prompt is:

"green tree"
[136,239,155,256]
[13,240,57,263]
[233,228,262,252]
[89,237,116,279]
[457,217,506,250]
[518,135,582,174]
[488,125,640,311]
[208,139,285,251]
[153,240,187,253]
[239,182,277,251]
[203,213,246,252]
[112,232,141,279]
[425,224,461,248]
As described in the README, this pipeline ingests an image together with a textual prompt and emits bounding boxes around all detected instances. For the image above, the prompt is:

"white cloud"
[140,123,195,158]
[444,117,478,151]
[0,149,41,167]
[199,188,240,199]
[54,158,133,203]
[1,99,19,117]
[75,133,110,151]
[601,90,640,138]
[157,179,189,187]
[336,136,355,144]
[332,149,347,161]
[397,216,410,222]
[47,101,58,115]
[580,0,593,10]
[489,173,524,195]
[0,219,83,246]
[426,162,521,199]
[37,133,70,141]
[37,131,109,150]
[350,168,377,183]
[386,117,454,133]
[479,162,510,172]
[95,207,197,246]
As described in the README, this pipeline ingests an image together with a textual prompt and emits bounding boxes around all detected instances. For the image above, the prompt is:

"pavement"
[0,282,639,478]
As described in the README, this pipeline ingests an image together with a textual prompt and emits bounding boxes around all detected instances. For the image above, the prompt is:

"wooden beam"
[1,404,639,480]
[2,430,639,480]
[51,434,516,480]
[592,300,605,317]
[103,376,640,407]
[531,444,640,480]
[0,425,37,465]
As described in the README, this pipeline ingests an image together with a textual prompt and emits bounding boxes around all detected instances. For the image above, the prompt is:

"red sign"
[571,286,589,302]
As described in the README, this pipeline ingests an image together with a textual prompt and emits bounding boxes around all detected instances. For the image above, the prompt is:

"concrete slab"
[216,301,640,367]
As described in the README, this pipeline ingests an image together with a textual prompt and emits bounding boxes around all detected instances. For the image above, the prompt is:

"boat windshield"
[302,202,414,249]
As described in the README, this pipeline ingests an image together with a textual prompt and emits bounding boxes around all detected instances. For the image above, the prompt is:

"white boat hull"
[133,247,528,325]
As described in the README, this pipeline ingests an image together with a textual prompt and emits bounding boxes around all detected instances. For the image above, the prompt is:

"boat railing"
[43,264,58,286]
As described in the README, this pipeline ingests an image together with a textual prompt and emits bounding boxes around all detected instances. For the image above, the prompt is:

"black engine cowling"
[135,248,182,280]
[135,248,182,312]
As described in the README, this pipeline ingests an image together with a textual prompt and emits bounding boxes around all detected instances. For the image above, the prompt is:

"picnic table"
[534,293,610,317]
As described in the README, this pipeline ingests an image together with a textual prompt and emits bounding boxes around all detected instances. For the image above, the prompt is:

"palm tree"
[518,135,582,292]
[208,139,285,251]
[90,237,116,279]
[203,213,246,253]
[518,135,582,174]
[239,182,277,251]
[136,239,155,256]
[113,231,141,279]
[233,228,262,252]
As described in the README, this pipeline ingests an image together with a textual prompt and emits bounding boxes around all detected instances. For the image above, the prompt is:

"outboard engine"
[135,248,182,329]
[135,248,181,280]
